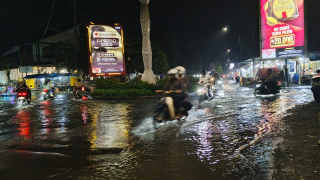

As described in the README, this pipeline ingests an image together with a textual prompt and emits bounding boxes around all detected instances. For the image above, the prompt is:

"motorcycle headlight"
[197,88,203,93]
[256,84,261,88]
[217,81,222,84]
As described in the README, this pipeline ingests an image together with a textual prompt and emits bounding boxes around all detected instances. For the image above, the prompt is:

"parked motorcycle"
[17,88,31,104]
[311,70,320,102]
[153,91,185,123]
[254,79,281,96]
[198,83,213,103]
[75,87,90,99]
[42,88,55,100]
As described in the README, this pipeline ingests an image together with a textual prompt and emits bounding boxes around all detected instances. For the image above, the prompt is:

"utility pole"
[74,0,78,78]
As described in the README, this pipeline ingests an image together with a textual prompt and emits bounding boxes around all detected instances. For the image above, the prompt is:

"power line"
[32,0,50,38]
[40,0,55,40]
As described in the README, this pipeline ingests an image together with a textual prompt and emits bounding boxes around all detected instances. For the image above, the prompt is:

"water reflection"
[14,111,32,139]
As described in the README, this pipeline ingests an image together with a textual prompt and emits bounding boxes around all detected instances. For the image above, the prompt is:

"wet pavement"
[0,84,318,180]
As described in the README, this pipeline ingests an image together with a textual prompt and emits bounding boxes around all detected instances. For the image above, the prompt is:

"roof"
[24,73,74,79]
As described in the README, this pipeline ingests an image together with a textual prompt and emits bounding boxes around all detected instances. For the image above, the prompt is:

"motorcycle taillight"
[18,92,27,96]
[43,89,48,92]
[81,87,85,91]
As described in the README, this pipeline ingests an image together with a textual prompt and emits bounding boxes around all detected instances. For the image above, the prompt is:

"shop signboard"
[260,0,305,59]
[87,24,126,76]
[19,66,33,73]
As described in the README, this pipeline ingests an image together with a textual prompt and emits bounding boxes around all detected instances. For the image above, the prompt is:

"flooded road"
[0,84,316,180]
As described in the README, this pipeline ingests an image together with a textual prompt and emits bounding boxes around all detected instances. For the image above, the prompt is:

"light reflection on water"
[0,87,315,180]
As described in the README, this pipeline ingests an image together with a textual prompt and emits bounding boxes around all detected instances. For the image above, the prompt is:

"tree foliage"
[125,39,169,74]
[215,62,224,74]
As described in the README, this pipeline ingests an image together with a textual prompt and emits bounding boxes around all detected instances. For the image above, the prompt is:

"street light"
[223,27,241,63]
[227,49,238,62]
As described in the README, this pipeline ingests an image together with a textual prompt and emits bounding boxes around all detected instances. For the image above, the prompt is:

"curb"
[91,95,157,100]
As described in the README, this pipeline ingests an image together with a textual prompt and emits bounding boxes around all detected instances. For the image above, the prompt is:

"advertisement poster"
[261,0,305,59]
[289,61,295,72]
[87,24,126,76]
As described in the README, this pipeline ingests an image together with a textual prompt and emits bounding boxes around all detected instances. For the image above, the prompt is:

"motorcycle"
[254,79,281,96]
[42,88,55,100]
[311,70,320,102]
[214,79,223,89]
[17,88,31,104]
[153,91,185,123]
[198,83,213,103]
[75,87,90,100]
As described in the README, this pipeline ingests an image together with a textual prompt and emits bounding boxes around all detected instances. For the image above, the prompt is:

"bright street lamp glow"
[227,49,230,52]
[223,27,227,31]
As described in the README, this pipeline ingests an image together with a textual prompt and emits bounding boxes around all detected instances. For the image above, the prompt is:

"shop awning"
[309,52,320,61]
[24,73,74,79]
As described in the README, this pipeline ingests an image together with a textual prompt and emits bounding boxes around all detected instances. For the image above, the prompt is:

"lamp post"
[227,49,238,63]
[224,27,241,63]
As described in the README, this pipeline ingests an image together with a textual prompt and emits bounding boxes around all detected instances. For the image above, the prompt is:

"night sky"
[1,0,319,68]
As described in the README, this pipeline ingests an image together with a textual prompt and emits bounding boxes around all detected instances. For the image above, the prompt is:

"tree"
[215,62,224,74]
[125,39,169,74]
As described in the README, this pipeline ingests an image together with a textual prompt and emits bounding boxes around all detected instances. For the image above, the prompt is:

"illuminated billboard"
[87,24,126,76]
[260,0,305,59]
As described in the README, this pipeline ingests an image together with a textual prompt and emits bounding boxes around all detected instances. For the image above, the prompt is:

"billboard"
[230,63,235,69]
[87,24,126,76]
[260,0,305,59]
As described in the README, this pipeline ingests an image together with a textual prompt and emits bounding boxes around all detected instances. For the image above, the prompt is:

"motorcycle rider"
[156,69,183,119]
[175,66,192,116]
[73,78,83,96]
[43,78,55,96]
[264,69,276,92]
[16,77,31,100]
[198,69,212,96]
[213,72,221,85]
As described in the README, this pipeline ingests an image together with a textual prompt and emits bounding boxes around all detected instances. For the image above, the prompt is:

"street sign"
[19,66,33,73]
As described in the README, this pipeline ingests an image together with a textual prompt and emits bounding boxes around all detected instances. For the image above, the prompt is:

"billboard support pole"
[285,59,289,86]
[73,0,78,79]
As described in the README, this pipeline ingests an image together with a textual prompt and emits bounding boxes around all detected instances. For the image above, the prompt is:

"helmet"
[175,66,186,75]
[18,77,24,82]
[167,69,178,75]
[267,69,273,73]
[201,69,206,75]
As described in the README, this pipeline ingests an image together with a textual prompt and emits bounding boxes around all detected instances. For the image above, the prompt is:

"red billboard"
[260,0,305,59]
[87,24,126,76]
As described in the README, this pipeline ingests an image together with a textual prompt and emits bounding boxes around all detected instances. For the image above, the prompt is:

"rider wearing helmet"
[16,77,31,100]
[175,66,192,116]
[198,69,212,96]
[159,69,184,119]
[43,78,55,95]
[264,69,275,92]
[198,69,211,85]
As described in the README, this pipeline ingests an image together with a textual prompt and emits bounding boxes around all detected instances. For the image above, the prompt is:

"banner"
[87,24,126,76]
[260,0,305,59]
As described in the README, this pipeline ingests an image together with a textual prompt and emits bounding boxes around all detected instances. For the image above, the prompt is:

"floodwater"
[0,84,315,180]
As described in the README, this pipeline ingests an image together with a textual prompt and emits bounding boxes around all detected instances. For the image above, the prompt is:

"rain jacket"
[163,78,183,91]
[265,73,275,82]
